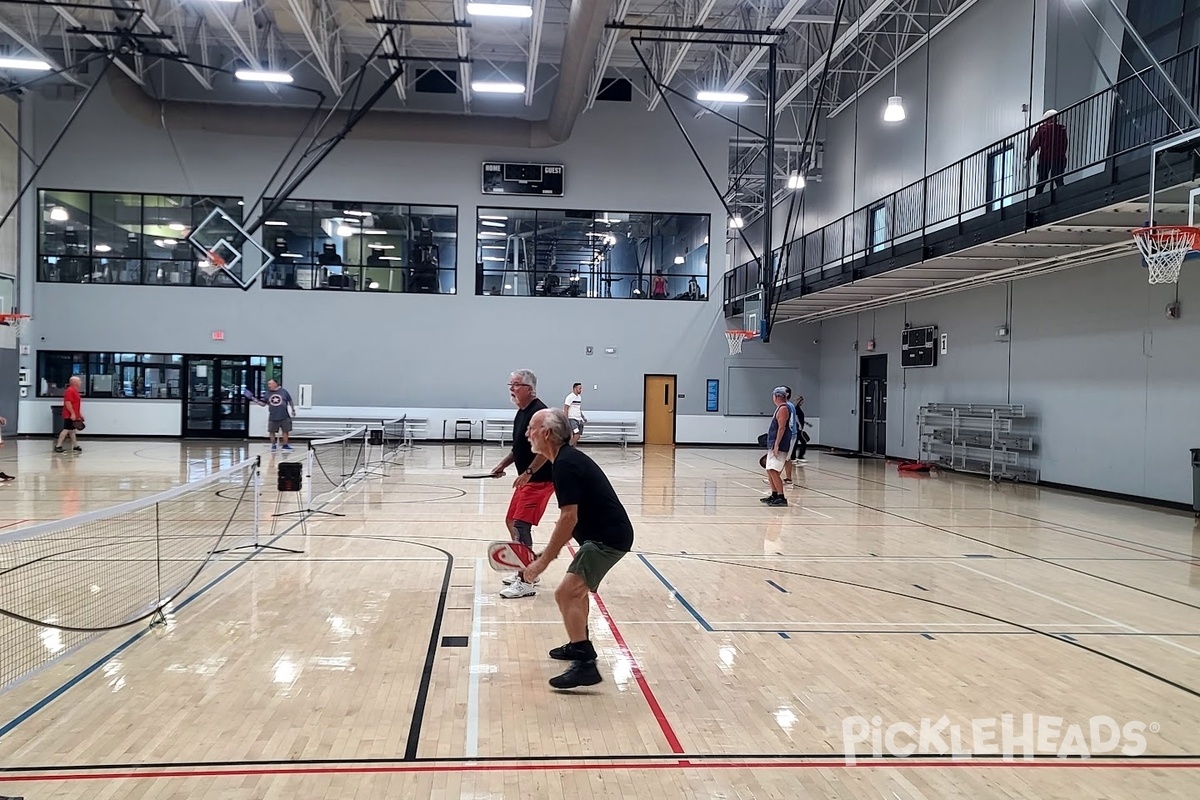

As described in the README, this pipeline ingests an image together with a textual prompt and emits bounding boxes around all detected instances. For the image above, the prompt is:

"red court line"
[578,545,685,757]
[3,759,1199,783]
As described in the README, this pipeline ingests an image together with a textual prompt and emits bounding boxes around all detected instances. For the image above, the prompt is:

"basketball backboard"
[743,291,762,337]
[0,274,13,314]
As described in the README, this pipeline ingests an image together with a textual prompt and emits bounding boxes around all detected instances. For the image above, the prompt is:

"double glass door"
[182,356,278,438]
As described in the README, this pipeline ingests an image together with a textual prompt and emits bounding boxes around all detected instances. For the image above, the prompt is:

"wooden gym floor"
[0,439,1197,798]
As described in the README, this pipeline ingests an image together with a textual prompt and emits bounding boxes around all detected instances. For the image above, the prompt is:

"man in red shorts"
[490,368,554,599]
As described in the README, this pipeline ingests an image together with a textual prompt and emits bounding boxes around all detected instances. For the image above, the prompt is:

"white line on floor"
[465,557,484,758]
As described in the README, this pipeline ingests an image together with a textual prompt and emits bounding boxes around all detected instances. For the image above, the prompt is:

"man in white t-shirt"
[563,382,587,445]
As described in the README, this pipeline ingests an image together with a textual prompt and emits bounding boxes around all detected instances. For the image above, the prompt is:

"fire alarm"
[866,339,876,351]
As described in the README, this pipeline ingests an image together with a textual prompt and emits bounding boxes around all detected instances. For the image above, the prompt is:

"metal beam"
[0,16,84,87]
[827,0,977,118]
[51,4,145,86]
[452,0,470,109]
[698,0,812,115]
[524,0,545,106]
[647,0,718,112]
[283,0,341,94]
[584,0,630,110]
[121,0,213,90]
[368,0,406,101]
[773,0,893,112]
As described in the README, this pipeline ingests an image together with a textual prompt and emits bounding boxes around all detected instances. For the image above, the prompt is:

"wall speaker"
[369,429,383,446]
[277,460,303,492]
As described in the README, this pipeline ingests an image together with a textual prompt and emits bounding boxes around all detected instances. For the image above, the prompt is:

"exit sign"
[211,330,225,341]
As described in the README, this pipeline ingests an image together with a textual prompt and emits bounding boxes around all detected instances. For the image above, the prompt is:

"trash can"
[1192,449,1200,513]
[51,405,64,436]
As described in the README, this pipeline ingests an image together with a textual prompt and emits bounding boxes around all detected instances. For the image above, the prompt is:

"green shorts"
[566,540,628,591]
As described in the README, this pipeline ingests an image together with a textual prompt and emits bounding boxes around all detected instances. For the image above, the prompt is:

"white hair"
[538,408,572,445]
[511,369,537,392]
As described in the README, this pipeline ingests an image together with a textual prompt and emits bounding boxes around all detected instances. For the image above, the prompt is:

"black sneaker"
[767,495,789,507]
[549,660,602,690]
[549,640,597,661]
[73,446,82,452]
[53,446,64,453]
[760,493,776,503]
[0,472,13,481]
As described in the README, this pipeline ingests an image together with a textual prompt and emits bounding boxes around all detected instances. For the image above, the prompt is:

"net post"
[305,447,314,509]
[252,455,262,546]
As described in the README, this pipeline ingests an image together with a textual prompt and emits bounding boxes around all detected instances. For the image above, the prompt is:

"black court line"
[725,629,1200,637]
[4,750,1199,774]
[692,451,1200,611]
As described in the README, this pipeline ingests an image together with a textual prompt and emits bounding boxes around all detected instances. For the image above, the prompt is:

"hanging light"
[729,214,744,229]
[883,61,905,123]
[787,173,806,190]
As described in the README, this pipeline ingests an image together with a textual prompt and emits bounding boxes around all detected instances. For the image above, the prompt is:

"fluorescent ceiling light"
[0,57,51,71]
[482,256,505,262]
[49,206,68,221]
[343,210,370,217]
[478,215,509,221]
[360,229,386,235]
[381,256,404,261]
[335,225,356,237]
[480,220,506,228]
[467,2,533,18]
[479,231,506,237]
[94,244,112,253]
[883,95,906,122]
[168,222,186,231]
[236,69,294,84]
[368,244,395,250]
[697,90,748,103]
[471,81,524,94]
[673,255,685,265]
[281,253,303,258]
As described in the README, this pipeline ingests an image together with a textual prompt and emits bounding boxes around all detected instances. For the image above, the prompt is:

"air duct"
[107,0,613,149]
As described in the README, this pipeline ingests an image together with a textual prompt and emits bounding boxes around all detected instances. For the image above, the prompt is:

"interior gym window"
[987,146,1017,210]
[869,203,889,253]
[37,191,243,287]
[475,206,710,300]
[261,198,458,294]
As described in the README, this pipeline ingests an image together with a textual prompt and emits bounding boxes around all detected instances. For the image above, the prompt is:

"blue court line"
[0,528,293,741]
[964,554,997,558]
[637,554,713,632]
[921,633,936,640]
[766,580,788,593]
[778,632,790,639]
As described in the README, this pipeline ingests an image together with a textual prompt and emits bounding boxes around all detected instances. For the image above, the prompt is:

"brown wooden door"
[643,374,676,446]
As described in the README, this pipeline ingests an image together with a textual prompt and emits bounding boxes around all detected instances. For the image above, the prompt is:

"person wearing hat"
[1026,109,1068,195]
[760,387,793,507]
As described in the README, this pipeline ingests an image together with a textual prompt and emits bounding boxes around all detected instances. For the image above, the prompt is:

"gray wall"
[22,79,739,414]
[809,257,1200,505]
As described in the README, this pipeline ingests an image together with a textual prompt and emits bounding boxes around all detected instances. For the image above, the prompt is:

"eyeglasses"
[507,382,531,389]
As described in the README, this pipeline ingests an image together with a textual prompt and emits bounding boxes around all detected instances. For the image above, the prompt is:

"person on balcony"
[1027,109,1068,195]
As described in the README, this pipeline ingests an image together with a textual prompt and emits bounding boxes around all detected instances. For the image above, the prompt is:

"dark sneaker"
[0,472,13,481]
[767,495,789,507]
[760,494,776,503]
[53,446,65,453]
[73,446,82,452]
[549,660,602,690]
[549,640,597,661]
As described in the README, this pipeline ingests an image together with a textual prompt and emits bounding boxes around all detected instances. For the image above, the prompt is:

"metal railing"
[725,45,1200,317]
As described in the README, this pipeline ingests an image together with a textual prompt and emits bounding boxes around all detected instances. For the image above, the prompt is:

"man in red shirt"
[1027,109,1068,195]
[54,375,84,454]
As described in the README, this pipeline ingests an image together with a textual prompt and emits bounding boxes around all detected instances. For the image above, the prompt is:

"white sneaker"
[499,579,536,599]
[502,574,540,585]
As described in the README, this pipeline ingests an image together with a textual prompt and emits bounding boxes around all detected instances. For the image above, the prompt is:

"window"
[37,352,281,399]
[38,191,243,286]
[987,147,1016,210]
[869,203,889,253]
[37,352,182,398]
[260,198,457,293]
[476,207,710,300]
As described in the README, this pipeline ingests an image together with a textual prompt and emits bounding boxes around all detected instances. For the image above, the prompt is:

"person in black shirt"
[489,369,554,599]
[523,408,634,689]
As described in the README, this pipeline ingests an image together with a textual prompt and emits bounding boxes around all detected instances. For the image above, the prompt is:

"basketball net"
[1133,226,1199,285]
[725,330,755,355]
[200,250,227,275]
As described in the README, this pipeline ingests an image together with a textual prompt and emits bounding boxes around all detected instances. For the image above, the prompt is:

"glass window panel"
[91,193,141,262]
[40,190,90,259]
[38,352,85,396]
[143,194,192,262]
[144,259,194,285]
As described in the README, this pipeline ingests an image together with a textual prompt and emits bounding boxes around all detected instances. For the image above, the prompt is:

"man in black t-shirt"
[489,369,554,599]
[523,408,634,690]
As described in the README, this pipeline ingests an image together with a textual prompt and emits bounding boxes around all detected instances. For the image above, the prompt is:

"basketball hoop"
[0,313,31,337]
[725,329,757,355]
[199,250,227,275]
[1132,225,1200,284]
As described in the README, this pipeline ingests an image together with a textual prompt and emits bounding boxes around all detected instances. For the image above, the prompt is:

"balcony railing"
[725,45,1200,318]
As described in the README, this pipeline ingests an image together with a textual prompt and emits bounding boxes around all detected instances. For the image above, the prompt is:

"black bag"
[800,430,810,444]
[757,433,769,448]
